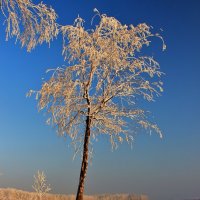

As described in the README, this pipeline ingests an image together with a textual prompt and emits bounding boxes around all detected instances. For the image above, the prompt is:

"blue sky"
[0,1,200,200]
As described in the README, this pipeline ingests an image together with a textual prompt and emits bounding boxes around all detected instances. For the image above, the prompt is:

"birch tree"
[0,0,58,51]
[29,11,165,200]
[32,170,51,200]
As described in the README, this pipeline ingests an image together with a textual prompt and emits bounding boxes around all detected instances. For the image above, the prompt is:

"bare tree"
[29,10,165,200]
[0,0,59,51]
[32,170,51,200]
[1,2,165,196]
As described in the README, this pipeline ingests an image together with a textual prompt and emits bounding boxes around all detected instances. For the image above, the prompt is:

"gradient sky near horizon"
[0,1,200,200]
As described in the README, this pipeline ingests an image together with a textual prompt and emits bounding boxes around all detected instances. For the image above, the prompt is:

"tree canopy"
[29,12,165,152]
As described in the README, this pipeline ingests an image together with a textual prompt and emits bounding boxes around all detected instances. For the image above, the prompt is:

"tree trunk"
[76,115,91,200]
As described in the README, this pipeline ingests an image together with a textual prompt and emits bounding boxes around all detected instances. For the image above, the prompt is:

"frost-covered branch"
[0,0,59,51]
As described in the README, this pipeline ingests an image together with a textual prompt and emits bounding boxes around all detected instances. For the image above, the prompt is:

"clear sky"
[0,1,200,200]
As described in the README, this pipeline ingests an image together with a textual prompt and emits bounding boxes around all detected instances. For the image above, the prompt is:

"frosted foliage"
[0,188,148,200]
[29,12,165,151]
[0,0,58,51]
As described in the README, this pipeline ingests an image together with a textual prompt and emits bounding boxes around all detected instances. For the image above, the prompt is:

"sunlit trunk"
[76,115,91,200]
